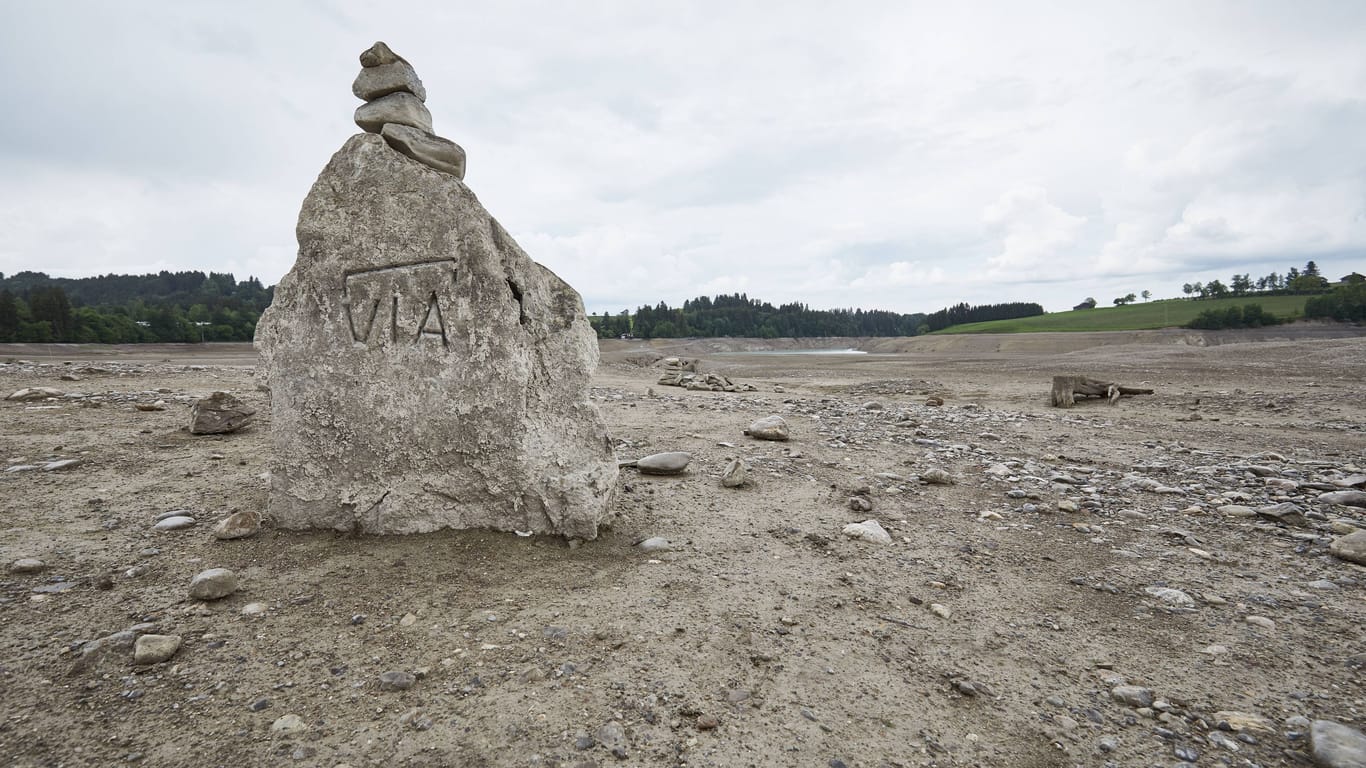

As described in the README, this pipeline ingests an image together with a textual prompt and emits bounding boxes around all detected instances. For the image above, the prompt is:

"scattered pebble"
[637,536,672,553]
[270,714,307,735]
[213,510,261,540]
[842,519,891,545]
[153,515,196,532]
[378,671,416,691]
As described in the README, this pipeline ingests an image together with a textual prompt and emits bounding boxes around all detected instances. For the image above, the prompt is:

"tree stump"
[1051,376,1153,407]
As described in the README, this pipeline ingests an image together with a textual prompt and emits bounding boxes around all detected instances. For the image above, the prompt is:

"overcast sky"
[2,1,1363,316]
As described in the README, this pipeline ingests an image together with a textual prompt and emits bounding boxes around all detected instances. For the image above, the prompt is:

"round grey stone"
[745,415,790,441]
[188,568,238,600]
[1111,685,1154,708]
[9,558,45,574]
[1329,530,1366,565]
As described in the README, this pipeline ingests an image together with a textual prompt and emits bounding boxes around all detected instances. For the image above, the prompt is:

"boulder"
[381,124,465,179]
[353,60,427,102]
[1330,530,1366,565]
[354,92,432,134]
[255,133,616,538]
[189,392,255,435]
[745,415,790,441]
[1310,720,1366,768]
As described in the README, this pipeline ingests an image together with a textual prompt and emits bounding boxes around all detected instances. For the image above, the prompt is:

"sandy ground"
[1,329,1364,768]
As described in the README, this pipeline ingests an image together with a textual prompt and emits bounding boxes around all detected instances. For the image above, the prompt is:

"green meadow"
[933,295,1315,334]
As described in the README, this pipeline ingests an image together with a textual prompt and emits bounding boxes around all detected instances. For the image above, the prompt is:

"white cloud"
[2,1,1364,316]
[982,187,1087,278]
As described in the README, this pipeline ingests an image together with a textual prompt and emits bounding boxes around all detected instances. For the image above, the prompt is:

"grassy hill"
[933,295,1314,334]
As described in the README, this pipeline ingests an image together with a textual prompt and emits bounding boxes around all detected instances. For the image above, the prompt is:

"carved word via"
[343,260,457,347]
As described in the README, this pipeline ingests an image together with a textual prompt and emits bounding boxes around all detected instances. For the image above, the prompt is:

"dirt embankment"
[599,323,1366,363]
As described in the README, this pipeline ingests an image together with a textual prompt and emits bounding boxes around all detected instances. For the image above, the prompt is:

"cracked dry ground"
[1,335,1363,768]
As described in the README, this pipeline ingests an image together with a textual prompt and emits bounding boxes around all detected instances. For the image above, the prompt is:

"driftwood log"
[1051,376,1154,407]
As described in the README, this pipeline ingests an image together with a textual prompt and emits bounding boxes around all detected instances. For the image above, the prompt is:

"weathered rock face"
[256,132,617,538]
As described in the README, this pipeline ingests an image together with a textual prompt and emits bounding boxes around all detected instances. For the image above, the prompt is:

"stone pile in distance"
[656,357,757,392]
[353,42,466,179]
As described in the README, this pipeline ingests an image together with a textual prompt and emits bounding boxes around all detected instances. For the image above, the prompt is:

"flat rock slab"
[41,459,81,472]
[255,134,616,539]
[133,634,182,665]
[7,387,64,401]
[1319,490,1366,508]
[354,92,432,134]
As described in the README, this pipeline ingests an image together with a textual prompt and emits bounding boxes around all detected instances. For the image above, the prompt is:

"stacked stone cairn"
[656,357,757,392]
[255,40,618,539]
[353,42,466,179]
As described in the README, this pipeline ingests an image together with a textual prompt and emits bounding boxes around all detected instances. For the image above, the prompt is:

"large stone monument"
[255,42,618,539]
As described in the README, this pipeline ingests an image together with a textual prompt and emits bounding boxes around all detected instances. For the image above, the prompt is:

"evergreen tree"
[0,289,18,341]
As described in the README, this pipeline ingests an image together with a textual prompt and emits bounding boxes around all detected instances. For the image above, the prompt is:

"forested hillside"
[0,271,273,343]
[590,294,1045,339]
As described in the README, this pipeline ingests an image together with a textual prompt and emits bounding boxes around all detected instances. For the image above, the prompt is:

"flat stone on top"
[359,41,405,68]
